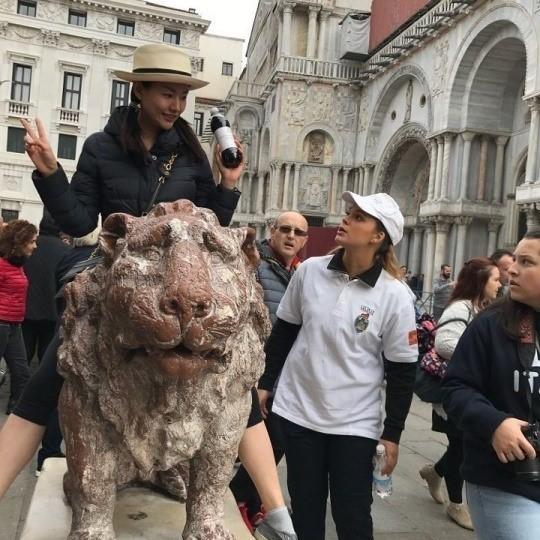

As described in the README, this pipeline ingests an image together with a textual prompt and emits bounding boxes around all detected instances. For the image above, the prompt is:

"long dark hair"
[492,229,540,340]
[449,257,497,307]
[119,82,206,164]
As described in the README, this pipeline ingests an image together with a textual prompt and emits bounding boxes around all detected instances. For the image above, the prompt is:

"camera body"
[513,422,540,482]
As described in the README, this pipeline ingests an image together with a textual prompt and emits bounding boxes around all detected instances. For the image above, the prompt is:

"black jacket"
[32,107,240,237]
[443,308,540,502]
[256,240,295,325]
[23,235,70,321]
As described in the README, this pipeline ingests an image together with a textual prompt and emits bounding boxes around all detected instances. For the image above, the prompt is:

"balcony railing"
[228,81,266,100]
[276,55,363,80]
[7,100,30,116]
[58,108,80,125]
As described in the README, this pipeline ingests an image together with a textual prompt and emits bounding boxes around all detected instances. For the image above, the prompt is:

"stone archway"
[375,124,430,271]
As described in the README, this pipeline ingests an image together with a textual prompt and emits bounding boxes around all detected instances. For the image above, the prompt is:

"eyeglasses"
[277,225,308,237]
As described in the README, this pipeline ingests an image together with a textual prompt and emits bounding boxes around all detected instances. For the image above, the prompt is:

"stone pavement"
[0,381,474,540]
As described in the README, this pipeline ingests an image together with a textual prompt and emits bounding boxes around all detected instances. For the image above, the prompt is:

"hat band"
[133,67,192,77]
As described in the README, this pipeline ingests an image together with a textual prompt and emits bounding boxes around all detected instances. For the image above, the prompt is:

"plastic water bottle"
[209,107,243,168]
[373,444,393,498]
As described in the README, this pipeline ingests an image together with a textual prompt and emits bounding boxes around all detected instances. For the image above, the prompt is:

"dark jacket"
[443,308,540,502]
[23,235,70,321]
[32,107,240,237]
[256,240,296,325]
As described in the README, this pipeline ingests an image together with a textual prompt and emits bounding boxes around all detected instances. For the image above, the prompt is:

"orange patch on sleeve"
[408,330,418,346]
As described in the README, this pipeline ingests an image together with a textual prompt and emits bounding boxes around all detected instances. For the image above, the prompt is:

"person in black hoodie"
[443,229,540,540]
[22,210,69,365]
[0,43,295,540]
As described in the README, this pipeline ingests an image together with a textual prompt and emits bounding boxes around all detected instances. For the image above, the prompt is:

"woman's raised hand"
[20,118,58,177]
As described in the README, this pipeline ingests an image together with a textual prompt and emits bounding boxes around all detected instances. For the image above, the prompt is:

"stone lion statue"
[57,200,270,540]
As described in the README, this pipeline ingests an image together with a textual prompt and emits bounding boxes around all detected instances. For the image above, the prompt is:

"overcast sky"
[158,1,259,54]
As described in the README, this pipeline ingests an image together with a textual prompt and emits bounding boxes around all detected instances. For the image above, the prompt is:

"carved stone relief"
[308,84,334,124]
[286,82,307,126]
[0,0,16,12]
[433,40,449,96]
[0,22,7,37]
[358,97,369,132]
[39,0,63,21]
[404,79,413,124]
[137,21,162,40]
[11,26,39,41]
[110,45,134,58]
[63,36,89,50]
[182,29,199,49]
[299,166,331,211]
[96,14,115,31]
[308,132,325,164]
[335,86,358,132]
[3,174,21,192]
[41,29,60,47]
[92,39,110,56]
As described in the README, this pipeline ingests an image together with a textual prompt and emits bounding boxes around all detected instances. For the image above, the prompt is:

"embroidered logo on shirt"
[354,307,374,334]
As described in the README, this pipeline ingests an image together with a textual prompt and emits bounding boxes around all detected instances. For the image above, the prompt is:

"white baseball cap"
[341,192,404,245]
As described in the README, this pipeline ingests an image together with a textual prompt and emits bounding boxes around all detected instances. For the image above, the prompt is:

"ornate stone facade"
[227,0,540,290]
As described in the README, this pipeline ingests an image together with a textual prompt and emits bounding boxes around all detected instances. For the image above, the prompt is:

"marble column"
[247,174,254,214]
[282,163,292,209]
[424,223,436,295]
[476,136,490,201]
[341,168,351,212]
[282,3,294,57]
[454,217,472,275]
[410,227,424,274]
[492,136,509,203]
[525,98,540,184]
[427,139,438,200]
[363,165,373,195]
[292,163,301,210]
[399,229,410,266]
[433,218,452,285]
[331,166,340,214]
[440,133,453,200]
[434,136,444,199]
[277,9,283,58]
[256,172,265,214]
[307,6,319,58]
[270,162,281,210]
[459,132,475,200]
[487,220,501,255]
[317,10,330,60]
[357,167,365,195]
[525,203,540,230]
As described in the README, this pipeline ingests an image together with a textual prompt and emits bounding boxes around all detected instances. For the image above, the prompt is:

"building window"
[117,19,135,36]
[163,29,180,45]
[58,134,77,160]
[11,64,32,102]
[194,112,204,136]
[7,127,26,153]
[68,9,87,27]
[1,209,19,222]
[17,0,36,16]
[110,80,129,113]
[62,73,82,110]
[222,62,233,76]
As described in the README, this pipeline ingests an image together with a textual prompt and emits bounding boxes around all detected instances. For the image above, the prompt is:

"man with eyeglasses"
[231,211,308,530]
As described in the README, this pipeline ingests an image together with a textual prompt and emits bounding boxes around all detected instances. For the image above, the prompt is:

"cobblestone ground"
[0,380,475,540]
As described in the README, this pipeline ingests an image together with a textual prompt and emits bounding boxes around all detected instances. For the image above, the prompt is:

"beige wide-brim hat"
[113,43,209,90]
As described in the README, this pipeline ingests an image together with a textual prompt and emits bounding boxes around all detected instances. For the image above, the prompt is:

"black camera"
[513,422,540,482]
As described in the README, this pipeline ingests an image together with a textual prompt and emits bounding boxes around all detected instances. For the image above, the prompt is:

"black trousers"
[280,416,378,540]
[22,319,56,365]
[435,433,464,503]
[0,322,30,405]
[230,397,285,515]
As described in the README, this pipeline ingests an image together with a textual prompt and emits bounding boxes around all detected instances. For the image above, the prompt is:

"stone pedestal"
[20,458,252,540]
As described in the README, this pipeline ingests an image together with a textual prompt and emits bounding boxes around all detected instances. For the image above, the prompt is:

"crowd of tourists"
[0,43,538,540]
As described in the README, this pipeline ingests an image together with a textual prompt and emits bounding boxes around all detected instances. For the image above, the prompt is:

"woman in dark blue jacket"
[0,43,295,540]
[443,229,540,540]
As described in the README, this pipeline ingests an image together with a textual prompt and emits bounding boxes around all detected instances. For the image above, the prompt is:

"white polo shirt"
[272,252,418,440]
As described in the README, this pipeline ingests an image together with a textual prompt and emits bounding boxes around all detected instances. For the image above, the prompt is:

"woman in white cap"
[258,192,419,540]
[0,43,295,540]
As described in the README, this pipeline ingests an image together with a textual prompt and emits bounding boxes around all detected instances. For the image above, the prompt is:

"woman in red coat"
[0,220,38,413]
